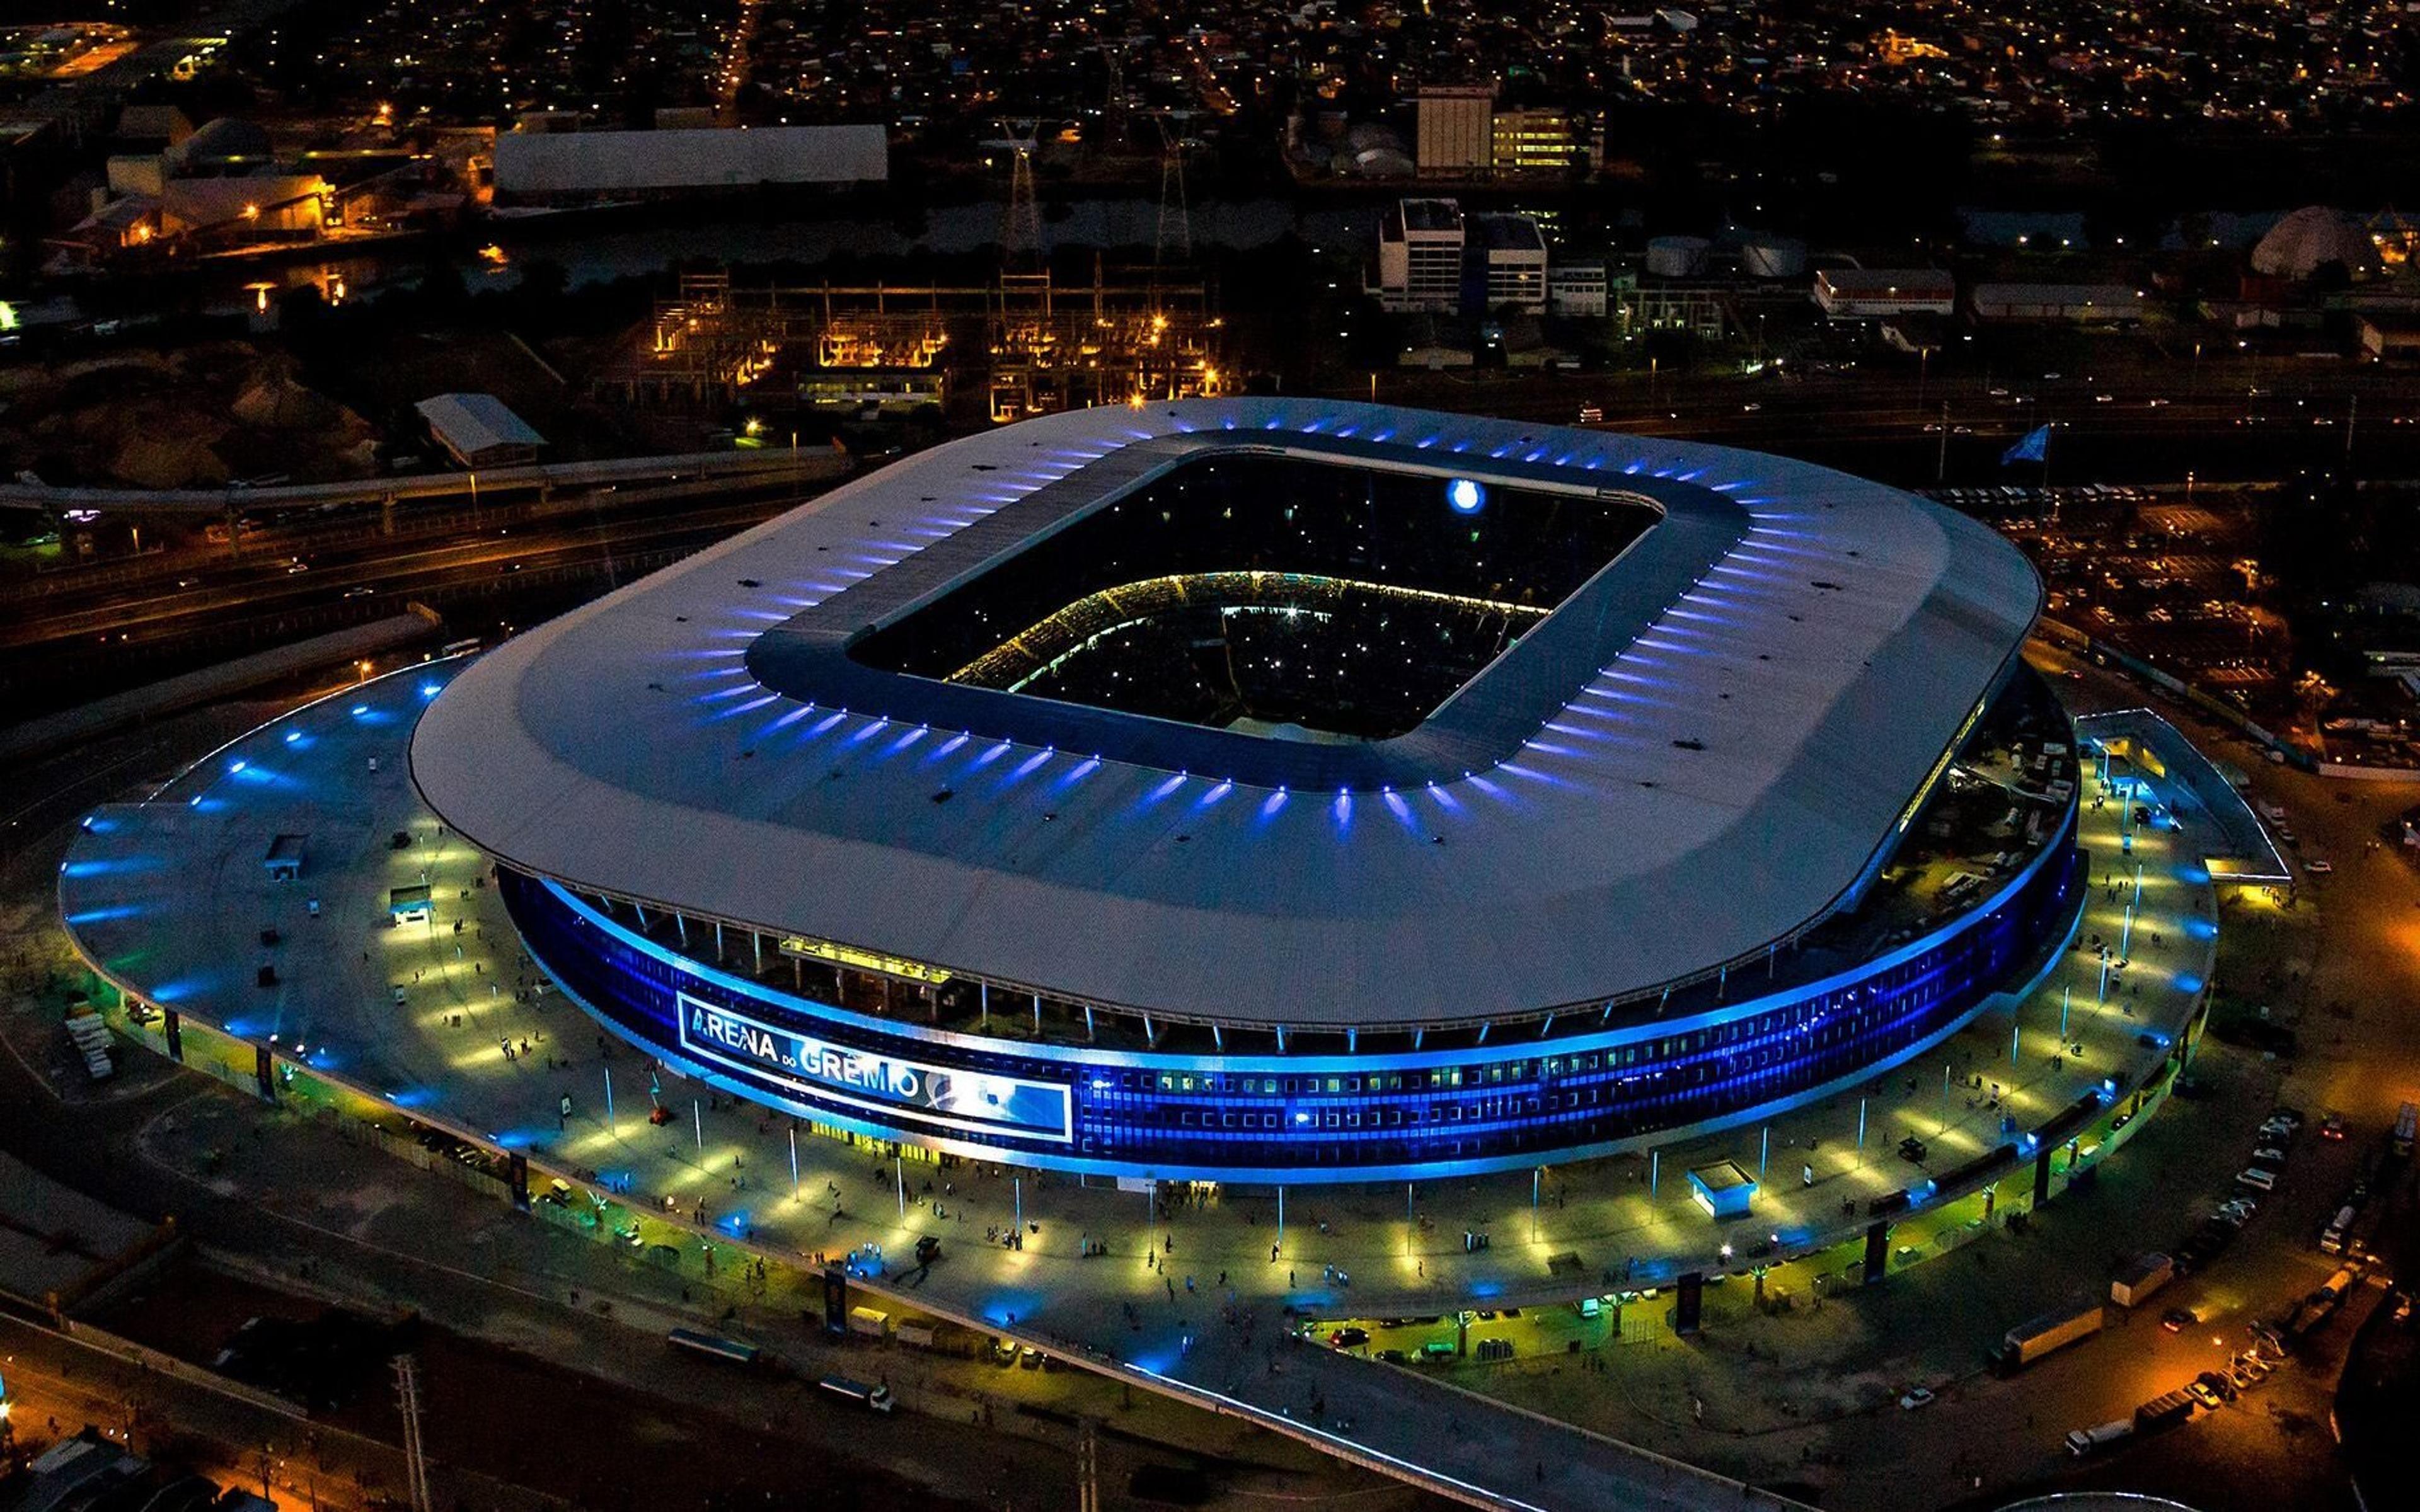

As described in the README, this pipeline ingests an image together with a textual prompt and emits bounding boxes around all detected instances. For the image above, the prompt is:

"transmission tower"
[392,1354,433,1512]
[998,118,1045,274]
[1153,115,1191,271]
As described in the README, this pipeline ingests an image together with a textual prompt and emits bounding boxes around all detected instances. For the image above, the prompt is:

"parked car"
[1899,1387,1937,1410]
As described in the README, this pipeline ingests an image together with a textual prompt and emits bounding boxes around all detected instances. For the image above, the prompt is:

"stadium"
[410,398,2085,1185]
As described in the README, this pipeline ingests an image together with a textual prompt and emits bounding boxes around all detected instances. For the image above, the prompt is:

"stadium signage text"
[676,992,1070,1142]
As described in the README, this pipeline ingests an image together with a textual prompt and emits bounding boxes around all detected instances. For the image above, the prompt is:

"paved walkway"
[55,660,2222,1511]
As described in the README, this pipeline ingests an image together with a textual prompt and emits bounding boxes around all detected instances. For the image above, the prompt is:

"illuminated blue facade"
[415,402,2070,1184]
[502,805,2082,1183]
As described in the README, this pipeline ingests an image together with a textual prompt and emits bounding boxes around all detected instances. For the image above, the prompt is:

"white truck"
[1992,1299,2106,1373]
[2109,1252,2175,1309]
[2065,1419,2134,1456]
[847,1305,892,1339]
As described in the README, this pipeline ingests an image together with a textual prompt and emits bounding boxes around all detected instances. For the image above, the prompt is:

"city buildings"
[1490,107,1586,175]
[1547,261,1610,319]
[1414,85,1493,176]
[1373,198,1468,312]
[1470,212,1548,314]
[1372,199,1550,316]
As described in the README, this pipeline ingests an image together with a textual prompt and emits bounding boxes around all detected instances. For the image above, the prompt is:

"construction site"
[596,130,1230,429]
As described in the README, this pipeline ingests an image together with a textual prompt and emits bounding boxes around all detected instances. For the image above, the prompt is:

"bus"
[818,1375,895,1412]
[2393,1102,2416,1160]
[667,1327,760,1368]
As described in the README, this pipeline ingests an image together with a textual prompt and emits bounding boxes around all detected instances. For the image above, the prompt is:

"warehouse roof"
[413,393,545,463]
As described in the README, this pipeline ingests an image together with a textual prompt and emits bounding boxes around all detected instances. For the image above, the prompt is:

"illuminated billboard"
[676,992,1071,1142]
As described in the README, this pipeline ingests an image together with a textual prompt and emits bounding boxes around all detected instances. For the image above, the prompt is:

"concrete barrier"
[0,609,442,765]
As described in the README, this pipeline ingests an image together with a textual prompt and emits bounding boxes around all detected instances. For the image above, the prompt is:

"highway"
[0,445,846,517]
[0,490,812,652]
[0,460,854,719]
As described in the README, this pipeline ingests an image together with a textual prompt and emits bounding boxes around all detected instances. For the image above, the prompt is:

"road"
[0,490,805,653]
[0,445,845,517]
[0,464,854,721]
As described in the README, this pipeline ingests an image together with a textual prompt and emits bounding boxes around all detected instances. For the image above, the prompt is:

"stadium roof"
[412,399,2041,1029]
